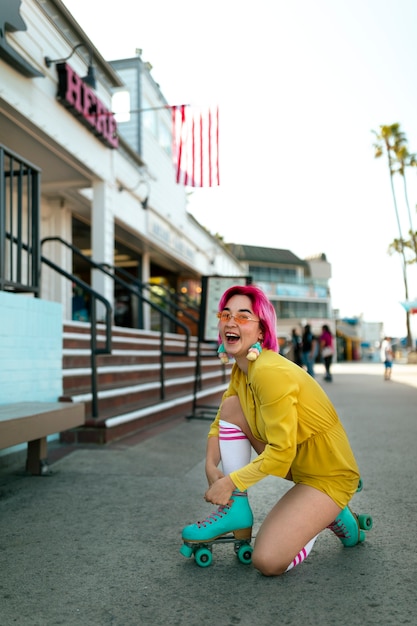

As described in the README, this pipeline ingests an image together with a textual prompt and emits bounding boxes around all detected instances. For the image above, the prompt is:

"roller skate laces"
[326,506,369,547]
[196,504,231,529]
[182,491,253,542]
[327,517,351,540]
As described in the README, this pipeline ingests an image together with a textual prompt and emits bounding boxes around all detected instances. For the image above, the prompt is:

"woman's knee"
[219,396,265,453]
[219,396,246,425]
[252,548,287,577]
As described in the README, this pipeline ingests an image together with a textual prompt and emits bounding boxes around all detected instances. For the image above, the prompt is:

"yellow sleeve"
[253,364,298,477]
[207,367,239,438]
[230,456,269,491]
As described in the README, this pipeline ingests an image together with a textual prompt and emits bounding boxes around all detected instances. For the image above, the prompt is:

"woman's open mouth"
[225,332,240,345]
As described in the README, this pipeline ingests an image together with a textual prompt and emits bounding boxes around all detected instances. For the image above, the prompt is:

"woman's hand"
[205,465,224,487]
[204,475,236,506]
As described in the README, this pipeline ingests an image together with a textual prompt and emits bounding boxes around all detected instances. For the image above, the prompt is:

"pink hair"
[218,284,279,352]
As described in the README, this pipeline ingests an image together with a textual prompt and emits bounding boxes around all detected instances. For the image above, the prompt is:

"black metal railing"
[5,232,112,418]
[41,258,112,418]
[0,145,41,294]
[41,237,192,401]
[105,263,199,332]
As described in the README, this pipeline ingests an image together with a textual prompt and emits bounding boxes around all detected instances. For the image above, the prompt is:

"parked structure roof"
[226,243,308,268]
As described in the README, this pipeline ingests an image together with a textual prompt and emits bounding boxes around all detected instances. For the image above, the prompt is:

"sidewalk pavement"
[1,362,416,626]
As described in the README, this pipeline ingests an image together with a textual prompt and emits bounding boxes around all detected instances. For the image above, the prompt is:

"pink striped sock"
[219,420,251,475]
[285,535,318,572]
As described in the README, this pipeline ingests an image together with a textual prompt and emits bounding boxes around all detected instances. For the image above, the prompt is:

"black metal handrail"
[6,232,112,418]
[105,263,199,329]
[41,237,191,401]
[41,259,112,418]
[106,262,229,419]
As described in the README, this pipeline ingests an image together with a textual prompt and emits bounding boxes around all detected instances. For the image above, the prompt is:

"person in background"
[181,285,363,576]
[319,324,335,382]
[301,324,317,377]
[380,337,393,380]
[291,327,303,367]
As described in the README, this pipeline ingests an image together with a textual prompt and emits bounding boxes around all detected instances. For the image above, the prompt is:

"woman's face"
[218,294,263,363]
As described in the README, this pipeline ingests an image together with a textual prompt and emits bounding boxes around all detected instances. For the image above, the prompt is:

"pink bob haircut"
[218,284,279,353]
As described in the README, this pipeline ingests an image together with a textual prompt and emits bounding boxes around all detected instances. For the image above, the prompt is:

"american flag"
[171,104,220,187]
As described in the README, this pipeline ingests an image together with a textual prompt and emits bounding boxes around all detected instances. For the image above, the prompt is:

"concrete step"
[61,321,227,443]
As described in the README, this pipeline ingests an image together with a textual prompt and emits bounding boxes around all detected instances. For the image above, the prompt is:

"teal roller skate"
[180,491,254,567]
[327,505,373,547]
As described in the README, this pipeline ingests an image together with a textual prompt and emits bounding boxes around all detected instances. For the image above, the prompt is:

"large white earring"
[217,343,229,364]
[246,341,262,361]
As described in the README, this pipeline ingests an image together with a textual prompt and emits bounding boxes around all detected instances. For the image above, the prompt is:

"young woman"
[319,324,335,382]
[181,285,362,576]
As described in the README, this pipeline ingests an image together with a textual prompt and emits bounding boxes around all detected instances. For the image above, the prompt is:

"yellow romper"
[208,350,360,508]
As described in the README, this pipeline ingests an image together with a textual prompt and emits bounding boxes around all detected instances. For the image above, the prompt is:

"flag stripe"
[171,105,220,187]
[208,109,212,187]
[200,113,204,187]
[174,105,186,184]
[191,115,195,188]
[216,106,220,185]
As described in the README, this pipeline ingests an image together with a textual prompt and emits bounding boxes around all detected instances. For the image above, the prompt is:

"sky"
[63,0,417,339]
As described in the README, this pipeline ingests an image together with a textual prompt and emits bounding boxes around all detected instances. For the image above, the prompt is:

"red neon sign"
[56,63,118,149]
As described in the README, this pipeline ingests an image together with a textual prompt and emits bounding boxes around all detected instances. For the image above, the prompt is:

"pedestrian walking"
[290,327,303,367]
[380,336,393,380]
[301,324,317,377]
[320,324,335,382]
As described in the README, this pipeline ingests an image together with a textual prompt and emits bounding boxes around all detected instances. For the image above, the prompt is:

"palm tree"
[372,123,412,346]
[389,127,417,262]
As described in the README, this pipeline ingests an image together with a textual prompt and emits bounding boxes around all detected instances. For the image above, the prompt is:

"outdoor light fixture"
[118,178,150,210]
[44,43,97,89]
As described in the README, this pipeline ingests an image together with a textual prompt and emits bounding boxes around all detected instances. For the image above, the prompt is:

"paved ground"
[0,361,416,626]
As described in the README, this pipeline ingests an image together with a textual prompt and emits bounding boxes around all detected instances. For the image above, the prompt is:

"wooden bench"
[0,402,85,475]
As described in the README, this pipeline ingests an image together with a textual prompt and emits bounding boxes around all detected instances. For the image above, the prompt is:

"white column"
[40,198,72,319]
[91,181,114,322]
[141,251,151,330]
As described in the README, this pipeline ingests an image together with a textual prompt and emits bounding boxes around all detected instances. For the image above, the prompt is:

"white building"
[1,0,246,329]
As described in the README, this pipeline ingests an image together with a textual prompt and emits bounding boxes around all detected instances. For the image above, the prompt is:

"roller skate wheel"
[357,514,373,530]
[237,543,253,564]
[194,547,213,567]
[180,543,194,558]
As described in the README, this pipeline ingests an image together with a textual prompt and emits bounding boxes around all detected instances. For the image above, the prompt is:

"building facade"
[0,0,338,412]
[1,0,246,330]
[227,245,334,344]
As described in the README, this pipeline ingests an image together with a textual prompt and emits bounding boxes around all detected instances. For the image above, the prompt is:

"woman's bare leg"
[252,483,341,576]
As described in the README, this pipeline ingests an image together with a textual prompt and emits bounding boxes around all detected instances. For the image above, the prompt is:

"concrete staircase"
[60,321,230,444]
